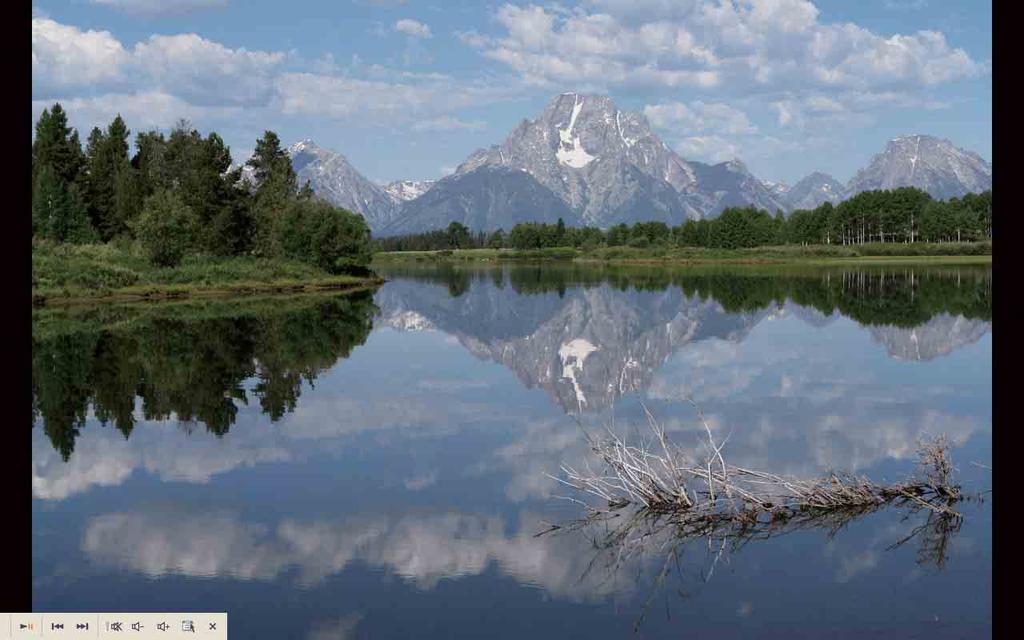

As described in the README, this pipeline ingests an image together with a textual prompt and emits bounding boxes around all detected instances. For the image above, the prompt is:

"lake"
[32,263,992,638]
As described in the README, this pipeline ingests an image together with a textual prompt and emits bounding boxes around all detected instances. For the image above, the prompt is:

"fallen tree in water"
[539,407,970,630]
[540,403,962,548]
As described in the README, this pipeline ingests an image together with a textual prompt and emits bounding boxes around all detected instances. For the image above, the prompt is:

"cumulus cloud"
[32,16,507,138]
[89,0,228,15]
[132,33,286,106]
[643,101,756,135]
[771,90,949,131]
[273,72,511,126]
[32,18,284,107]
[394,19,432,39]
[470,1,983,94]
[675,135,743,163]
[475,4,720,89]
[32,18,128,95]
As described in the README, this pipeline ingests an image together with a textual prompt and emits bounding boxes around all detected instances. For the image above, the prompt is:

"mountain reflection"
[31,265,990,461]
[32,292,378,461]
[377,264,991,413]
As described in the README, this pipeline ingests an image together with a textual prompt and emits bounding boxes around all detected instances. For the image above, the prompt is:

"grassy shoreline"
[373,242,992,266]
[33,242,383,306]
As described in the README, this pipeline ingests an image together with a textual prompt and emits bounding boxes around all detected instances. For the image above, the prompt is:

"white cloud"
[394,18,432,39]
[132,33,286,106]
[472,1,983,94]
[89,0,228,16]
[676,135,742,163]
[32,18,128,95]
[32,17,506,139]
[770,90,949,130]
[33,18,284,106]
[273,72,512,126]
[478,4,720,89]
[643,101,756,135]
[32,92,243,135]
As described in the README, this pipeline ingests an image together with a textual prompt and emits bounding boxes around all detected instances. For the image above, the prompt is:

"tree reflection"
[385,263,991,327]
[32,292,377,460]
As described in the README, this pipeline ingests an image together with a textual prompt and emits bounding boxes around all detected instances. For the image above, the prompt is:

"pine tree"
[248,131,299,257]
[32,166,96,243]
[83,115,133,240]
[32,103,86,187]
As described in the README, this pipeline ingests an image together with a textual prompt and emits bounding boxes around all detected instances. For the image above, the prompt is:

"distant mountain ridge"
[845,134,991,201]
[272,100,990,234]
[286,139,400,230]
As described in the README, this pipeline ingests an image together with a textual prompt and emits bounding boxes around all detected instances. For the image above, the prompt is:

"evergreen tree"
[32,166,96,243]
[32,103,86,186]
[84,115,133,240]
[248,131,299,257]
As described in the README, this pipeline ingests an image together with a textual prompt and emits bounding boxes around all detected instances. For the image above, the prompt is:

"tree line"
[374,187,992,252]
[32,103,372,273]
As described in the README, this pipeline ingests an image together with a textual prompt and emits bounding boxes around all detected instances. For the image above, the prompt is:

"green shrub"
[132,190,200,267]
[277,199,373,274]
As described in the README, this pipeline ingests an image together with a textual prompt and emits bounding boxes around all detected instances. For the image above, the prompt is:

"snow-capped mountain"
[383,179,435,202]
[287,139,400,231]
[385,93,789,234]
[763,180,791,200]
[272,121,991,236]
[453,93,705,224]
[846,135,991,200]
[785,172,845,210]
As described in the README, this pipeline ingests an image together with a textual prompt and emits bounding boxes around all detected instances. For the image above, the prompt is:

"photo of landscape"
[31,1,991,637]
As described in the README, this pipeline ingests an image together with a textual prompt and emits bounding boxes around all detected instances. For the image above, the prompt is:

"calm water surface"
[32,264,992,639]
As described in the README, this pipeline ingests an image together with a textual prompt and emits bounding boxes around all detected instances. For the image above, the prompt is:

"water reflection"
[31,264,991,638]
[32,292,377,460]
[377,264,990,413]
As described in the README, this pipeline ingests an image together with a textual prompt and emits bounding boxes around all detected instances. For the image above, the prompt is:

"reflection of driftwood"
[539,409,967,630]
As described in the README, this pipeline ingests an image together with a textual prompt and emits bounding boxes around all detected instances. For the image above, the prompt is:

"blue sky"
[32,0,991,185]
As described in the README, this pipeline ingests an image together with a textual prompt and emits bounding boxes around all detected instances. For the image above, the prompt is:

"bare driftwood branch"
[553,412,962,530]
[541,409,971,631]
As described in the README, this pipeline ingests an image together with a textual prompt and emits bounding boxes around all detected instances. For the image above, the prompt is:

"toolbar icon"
[77,623,90,630]
[182,620,195,633]
[109,622,123,632]
[157,622,169,632]
[52,623,65,630]
[131,622,144,632]
[19,623,34,630]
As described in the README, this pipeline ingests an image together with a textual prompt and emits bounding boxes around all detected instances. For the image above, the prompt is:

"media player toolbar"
[1,614,226,639]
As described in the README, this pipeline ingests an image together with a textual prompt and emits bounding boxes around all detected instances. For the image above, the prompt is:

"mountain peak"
[288,138,318,154]
[285,139,398,230]
[849,134,991,200]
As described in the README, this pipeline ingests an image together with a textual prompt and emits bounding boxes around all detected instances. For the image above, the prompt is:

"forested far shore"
[374,187,992,253]
[32,103,375,293]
